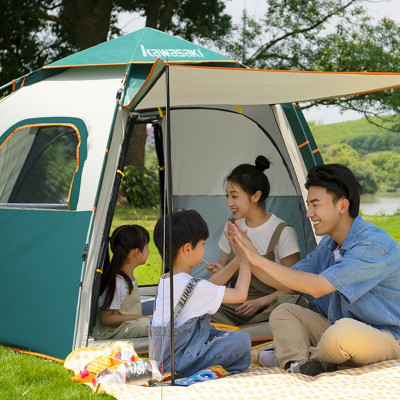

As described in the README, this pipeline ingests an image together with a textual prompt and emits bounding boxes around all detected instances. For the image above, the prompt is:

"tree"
[1,0,232,86]
[0,0,50,90]
[322,143,380,194]
[0,0,233,167]
[223,0,400,130]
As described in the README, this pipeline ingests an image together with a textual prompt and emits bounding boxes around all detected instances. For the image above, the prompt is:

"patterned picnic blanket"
[64,341,400,399]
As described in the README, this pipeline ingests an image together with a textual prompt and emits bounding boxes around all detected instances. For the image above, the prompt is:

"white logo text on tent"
[141,45,204,58]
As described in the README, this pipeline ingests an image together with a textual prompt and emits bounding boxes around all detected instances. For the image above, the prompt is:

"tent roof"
[44,28,239,69]
[126,60,400,110]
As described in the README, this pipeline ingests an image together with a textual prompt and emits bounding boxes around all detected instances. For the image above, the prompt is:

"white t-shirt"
[151,272,225,328]
[218,214,300,263]
[98,275,136,310]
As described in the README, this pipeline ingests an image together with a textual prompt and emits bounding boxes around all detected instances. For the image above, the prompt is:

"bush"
[122,165,159,208]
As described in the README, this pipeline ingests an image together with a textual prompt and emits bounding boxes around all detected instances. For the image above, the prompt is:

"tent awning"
[125,61,400,110]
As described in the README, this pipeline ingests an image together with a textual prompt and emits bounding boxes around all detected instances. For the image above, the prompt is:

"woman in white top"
[208,155,305,325]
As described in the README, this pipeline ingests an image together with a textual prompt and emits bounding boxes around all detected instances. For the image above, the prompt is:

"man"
[230,164,400,376]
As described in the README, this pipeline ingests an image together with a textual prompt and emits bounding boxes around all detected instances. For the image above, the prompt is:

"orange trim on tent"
[12,80,15,92]
[298,140,309,149]
[312,148,320,154]
[0,123,81,210]
[3,346,64,363]
[66,127,81,211]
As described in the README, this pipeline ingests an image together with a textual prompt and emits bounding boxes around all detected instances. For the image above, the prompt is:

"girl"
[209,155,305,326]
[92,224,151,339]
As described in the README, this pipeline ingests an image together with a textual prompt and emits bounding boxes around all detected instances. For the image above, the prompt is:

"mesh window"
[0,125,79,207]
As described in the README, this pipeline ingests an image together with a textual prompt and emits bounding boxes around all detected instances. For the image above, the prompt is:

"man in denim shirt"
[230,164,400,376]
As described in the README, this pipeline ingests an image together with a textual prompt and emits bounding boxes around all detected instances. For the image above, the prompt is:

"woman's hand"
[235,298,266,317]
[227,221,261,265]
[224,228,238,255]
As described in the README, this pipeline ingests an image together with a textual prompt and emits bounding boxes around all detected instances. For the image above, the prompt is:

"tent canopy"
[44,28,239,68]
[128,60,400,110]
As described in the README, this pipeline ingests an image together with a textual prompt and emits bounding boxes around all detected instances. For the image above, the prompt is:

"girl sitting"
[93,224,151,339]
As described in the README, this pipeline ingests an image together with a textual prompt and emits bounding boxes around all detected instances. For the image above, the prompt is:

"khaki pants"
[270,303,400,369]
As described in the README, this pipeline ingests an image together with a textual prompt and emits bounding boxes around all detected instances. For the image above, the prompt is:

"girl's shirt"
[151,272,225,328]
[219,214,300,262]
[98,275,136,310]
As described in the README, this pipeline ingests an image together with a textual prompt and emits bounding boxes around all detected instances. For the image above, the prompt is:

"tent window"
[0,124,80,209]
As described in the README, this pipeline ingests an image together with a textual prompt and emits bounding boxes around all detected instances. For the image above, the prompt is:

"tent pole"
[165,64,175,385]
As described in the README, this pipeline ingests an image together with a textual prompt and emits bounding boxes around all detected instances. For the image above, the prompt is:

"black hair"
[153,209,209,272]
[305,163,362,218]
[226,155,271,209]
[100,224,150,309]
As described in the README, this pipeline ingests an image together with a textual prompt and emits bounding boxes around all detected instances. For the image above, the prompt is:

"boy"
[149,209,252,378]
[231,164,400,376]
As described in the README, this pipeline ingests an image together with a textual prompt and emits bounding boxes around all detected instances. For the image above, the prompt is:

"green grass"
[0,347,114,400]
[112,207,162,285]
[363,214,400,243]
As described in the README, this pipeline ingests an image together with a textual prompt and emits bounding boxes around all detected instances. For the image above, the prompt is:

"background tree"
[0,0,232,169]
[2,0,400,172]
[223,0,400,130]
[323,143,380,194]
[1,0,232,88]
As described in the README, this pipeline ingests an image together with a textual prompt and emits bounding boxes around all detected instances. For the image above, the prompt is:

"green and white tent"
[1,27,400,359]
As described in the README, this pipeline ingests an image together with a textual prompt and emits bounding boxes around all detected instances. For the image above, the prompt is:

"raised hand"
[228,221,261,265]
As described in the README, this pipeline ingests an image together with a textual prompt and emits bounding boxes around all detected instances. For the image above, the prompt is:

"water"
[360,196,400,216]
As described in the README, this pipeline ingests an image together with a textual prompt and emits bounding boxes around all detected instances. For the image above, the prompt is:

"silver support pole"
[164,64,175,385]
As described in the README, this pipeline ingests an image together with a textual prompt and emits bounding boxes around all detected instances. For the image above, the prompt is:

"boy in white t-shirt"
[149,209,252,378]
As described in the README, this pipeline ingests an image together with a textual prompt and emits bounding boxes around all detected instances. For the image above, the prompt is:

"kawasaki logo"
[140,45,205,58]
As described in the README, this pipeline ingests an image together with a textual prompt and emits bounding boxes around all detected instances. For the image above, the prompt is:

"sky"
[118,0,400,125]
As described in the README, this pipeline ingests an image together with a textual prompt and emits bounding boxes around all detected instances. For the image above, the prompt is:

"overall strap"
[265,222,289,261]
[169,277,202,327]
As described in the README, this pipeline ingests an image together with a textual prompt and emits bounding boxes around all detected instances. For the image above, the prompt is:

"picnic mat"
[64,341,400,399]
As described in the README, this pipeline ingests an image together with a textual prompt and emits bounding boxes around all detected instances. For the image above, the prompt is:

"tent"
[1,27,400,360]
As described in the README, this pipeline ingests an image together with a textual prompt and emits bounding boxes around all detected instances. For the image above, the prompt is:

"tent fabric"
[166,106,316,278]
[44,28,239,69]
[0,208,92,359]
[0,66,124,211]
[282,104,324,169]
[129,62,400,110]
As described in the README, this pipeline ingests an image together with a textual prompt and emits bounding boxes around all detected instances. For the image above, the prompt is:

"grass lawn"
[112,207,162,285]
[363,214,400,243]
[1,208,399,399]
[0,346,114,400]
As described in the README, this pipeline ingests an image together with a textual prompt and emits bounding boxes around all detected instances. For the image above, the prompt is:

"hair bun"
[255,155,270,172]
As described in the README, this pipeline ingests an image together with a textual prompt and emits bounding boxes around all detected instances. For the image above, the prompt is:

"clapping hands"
[226,221,261,266]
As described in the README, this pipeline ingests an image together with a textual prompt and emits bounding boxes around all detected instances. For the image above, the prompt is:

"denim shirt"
[293,215,400,338]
